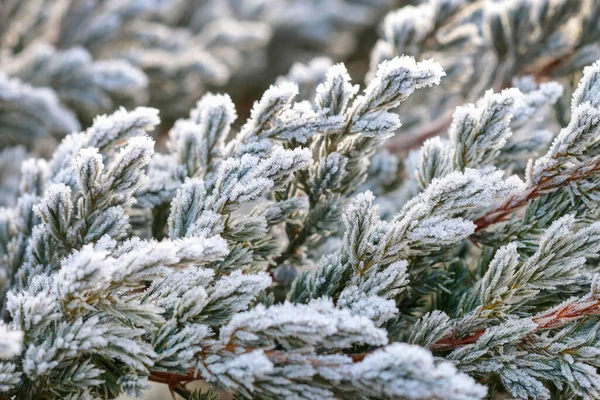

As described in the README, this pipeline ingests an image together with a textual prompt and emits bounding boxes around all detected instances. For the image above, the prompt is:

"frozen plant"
[4,13,600,399]
[372,0,600,154]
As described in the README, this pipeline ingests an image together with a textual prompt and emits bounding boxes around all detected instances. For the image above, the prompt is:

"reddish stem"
[431,296,600,351]
[386,117,453,154]
[472,187,538,232]
[148,295,600,391]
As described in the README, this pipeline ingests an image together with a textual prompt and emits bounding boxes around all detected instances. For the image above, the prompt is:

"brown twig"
[474,155,600,233]
[524,50,577,84]
[147,293,600,393]
[148,347,365,391]
[431,295,600,352]
[472,187,538,232]
[386,116,453,154]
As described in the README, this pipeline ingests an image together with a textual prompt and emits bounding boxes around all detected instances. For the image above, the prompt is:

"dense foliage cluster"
[3,0,600,399]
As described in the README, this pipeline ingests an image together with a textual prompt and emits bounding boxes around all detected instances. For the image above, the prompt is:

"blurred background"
[0,0,398,148]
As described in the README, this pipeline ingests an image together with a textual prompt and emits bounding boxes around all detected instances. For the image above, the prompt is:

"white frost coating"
[202,350,274,392]
[337,287,398,326]
[346,56,443,138]
[210,155,271,210]
[104,135,154,195]
[220,298,388,350]
[0,325,23,359]
[48,120,155,196]
[5,30,600,399]
[153,320,211,367]
[118,237,226,283]
[256,146,312,189]
[169,92,237,177]
[175,235,229,262]
[6,281,59,334]
[148,267,214,301]
[315,63,359,116]
[22,317,108,378]
[33,184,73,242]
[450,88,522,169]
[337,260,408,326]
[479,215,600,317]
[310,151,348,196]
[351,56,445,119]
[531,59,600,183]
[208,147,311,214]
[114,239,177,281]
[408,215,476,244]
[246,82,299,131]
[409,168,525,216]
[85,107,160,150]
[552,103,600,158]
[55,246,113,299]
[19,157,48,197]
[343,191,380,267]
[355,261,409,299]
[207,271,272,314]
[0,362,21,392]
[48,132,88,185]
[191,93,237,126]
[22,316,153,379]
[409,310,452,348]
[351,343,487,400]
[231,82,299,155]
[372,168,524,263]
[449,319,537,362]
[418,82,556,190]
[511,80,563,128]
[55,235,228,306]
[337,167,525,270]
[479,242,521,307]
[417,136,451,188]
[72,148,104,195]
[168,178,206,238]
[349,110,402,137]
[572,60,600,109]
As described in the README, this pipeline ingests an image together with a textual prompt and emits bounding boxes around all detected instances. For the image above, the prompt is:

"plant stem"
[431,295,600,351]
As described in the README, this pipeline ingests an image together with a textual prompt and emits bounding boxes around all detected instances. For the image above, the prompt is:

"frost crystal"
[351,343,487,400]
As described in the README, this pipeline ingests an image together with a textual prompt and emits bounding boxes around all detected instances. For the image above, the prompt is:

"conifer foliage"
[3,1,600,400]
